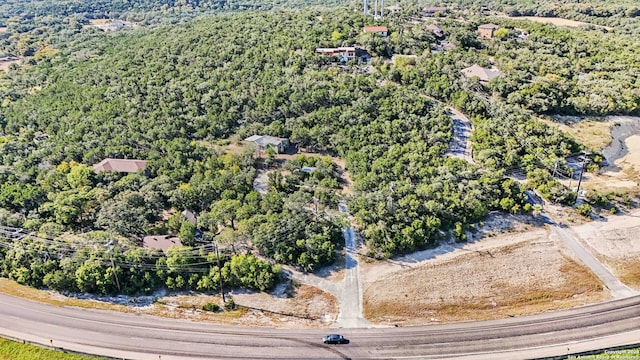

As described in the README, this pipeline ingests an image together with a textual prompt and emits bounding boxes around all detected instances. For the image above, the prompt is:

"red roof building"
[363,26,388,38]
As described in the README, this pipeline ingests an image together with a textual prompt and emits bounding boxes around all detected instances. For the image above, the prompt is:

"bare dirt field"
[499,15,611,30]
[571,212,640,290]
[360,214,609,325]
[0,279,338,328]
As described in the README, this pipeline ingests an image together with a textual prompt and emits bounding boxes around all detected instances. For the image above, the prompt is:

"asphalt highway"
[1,293,639,360]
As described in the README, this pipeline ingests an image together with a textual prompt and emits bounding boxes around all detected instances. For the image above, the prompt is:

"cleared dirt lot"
[360,215,609,325]
[499,15,611,30]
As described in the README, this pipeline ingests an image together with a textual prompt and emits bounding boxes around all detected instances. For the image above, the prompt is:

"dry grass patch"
[541,117,612,152]
[0,279,133,313]
[362,237,607,325]
[609,258,640,290]
[0,278,336,328]
[149,282,338,327]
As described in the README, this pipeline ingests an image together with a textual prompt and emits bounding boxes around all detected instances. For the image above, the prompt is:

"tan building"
[93,158,147,173]
[478,23,500,40]
[461,64,502,82]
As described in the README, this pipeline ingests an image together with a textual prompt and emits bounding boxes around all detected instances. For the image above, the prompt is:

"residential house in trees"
[363,25,388,39]
[426,23,444,38]
[244,135,290,153]
[423,6,448,17]
[315,47,357,62]
[143,235,182,253]
[478,23,500,40]
[461,64,502,82]
[93,158,147,173]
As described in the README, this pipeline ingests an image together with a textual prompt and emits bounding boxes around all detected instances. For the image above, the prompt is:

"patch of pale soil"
[498,15,611,30]
[583,134,640,190]
[570,209,640,289]
[314,252,346,282]
[0,279,337,328]
[360,213,545,283]
[361,214,607,325]
[0,57,20,72]
[611,134,640,179]
[151,283,337,328]
[542,117,612,152]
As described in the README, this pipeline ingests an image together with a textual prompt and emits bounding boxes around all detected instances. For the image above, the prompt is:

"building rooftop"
[244,135,287,146]
[424,6,448,13]
[142,235,182,253]
[363,26,388,33]
[478,23,500,30]
[461,64,502,82]
[93,158,147,173]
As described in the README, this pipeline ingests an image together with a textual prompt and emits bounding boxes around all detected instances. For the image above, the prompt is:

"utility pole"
[313,196,319,221]
[574,151,589,205]
[215,242,225,303]
[552,159,558,178]
[105,241,121,291]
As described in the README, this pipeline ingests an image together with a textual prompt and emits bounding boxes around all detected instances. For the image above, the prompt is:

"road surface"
[335,202,369,328]
[549,221,637,299]
[286,203,369,328]
[445,107,474,163]
[0,292,639,360]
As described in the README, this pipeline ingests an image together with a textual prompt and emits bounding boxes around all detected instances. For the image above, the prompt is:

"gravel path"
[445,107,474,163]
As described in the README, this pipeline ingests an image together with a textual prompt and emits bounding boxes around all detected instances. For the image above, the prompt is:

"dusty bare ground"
[360,214,609,325]
[0,57,20,72]
[547,116,640,190]
[0,279,338,328]
[570,210,640,290]
[150,282,338,328]
[499,15,611,30]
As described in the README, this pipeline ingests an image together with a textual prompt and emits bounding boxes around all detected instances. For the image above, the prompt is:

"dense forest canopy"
[0,0,638,295]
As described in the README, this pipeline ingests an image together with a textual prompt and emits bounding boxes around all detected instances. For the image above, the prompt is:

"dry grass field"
[499,15,612,30]
[360,220,609,325]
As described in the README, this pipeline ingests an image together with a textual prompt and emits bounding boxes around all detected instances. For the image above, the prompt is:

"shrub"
[576,204,592,217]
[224,298,237,311]
[202,302,221,312]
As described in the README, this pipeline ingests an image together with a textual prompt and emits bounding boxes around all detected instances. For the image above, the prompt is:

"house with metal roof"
[244,135,290,153]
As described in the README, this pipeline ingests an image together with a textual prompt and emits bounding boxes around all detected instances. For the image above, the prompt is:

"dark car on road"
[323,334,349,344]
